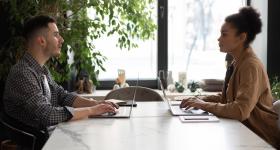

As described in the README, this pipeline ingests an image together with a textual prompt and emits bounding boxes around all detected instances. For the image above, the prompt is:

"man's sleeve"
[6,69,74,127]
[48,75,77,107]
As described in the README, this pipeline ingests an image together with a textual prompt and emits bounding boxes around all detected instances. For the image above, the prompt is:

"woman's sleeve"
[200,63,261,121]
[200,93,223,103]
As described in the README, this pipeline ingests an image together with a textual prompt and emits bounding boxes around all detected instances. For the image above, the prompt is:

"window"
[94,36,157,80]
[168,0,246,82]
[88,1,158,86]
[88,0,248,89]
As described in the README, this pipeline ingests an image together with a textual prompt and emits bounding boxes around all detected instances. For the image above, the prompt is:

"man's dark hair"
[23,15,56,41]
[225,6,262,48]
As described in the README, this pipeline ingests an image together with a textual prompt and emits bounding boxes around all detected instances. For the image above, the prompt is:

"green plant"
[270,76,280,100]
[175,82,185,93]
[0,0,157,88]
[188,80,200,93]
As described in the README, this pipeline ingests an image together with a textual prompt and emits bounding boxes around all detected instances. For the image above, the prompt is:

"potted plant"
[175,82,185,93]
[0,0,157,91]
[188,80,200,93]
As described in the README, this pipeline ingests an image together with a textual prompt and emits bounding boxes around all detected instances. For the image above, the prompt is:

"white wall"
[251,0,268,69]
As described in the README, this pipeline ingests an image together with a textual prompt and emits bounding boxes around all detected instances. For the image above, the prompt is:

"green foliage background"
[0,0,157,87]
[271,76,280,100]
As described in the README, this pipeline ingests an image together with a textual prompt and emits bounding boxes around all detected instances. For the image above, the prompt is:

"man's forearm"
[70,103,117,121]
[72,96,97,108]
[70,107,92,121]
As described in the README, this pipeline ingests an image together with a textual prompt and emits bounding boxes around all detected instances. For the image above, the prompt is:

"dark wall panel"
[267,0,280,78]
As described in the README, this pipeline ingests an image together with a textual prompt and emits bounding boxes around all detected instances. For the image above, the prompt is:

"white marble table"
[43,102,273,150]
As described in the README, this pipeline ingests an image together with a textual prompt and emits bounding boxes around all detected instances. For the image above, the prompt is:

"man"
[2,15,118,148]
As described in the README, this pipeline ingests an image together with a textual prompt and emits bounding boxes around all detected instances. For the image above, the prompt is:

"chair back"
[0,112,49,150]
[0,114,36,150]
[273,100,280,129]
[105,86,163,101]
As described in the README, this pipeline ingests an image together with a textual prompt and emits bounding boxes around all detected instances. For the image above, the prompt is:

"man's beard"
[53,51,61,58]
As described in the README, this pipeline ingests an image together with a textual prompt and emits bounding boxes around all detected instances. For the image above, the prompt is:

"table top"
[43,102,273,150]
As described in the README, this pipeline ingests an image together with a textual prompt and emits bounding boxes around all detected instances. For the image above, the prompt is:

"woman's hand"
[180,97,206,110]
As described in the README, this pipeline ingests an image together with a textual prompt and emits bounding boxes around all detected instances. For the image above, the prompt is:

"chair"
[273,100,280,129]
[0,112,49,150]
[0,116,36,150]
[104,86,163,101]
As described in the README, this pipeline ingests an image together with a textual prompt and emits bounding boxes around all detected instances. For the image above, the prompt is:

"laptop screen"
[158,77,173,108]
[127,78,139,116]
[158,77,169,98]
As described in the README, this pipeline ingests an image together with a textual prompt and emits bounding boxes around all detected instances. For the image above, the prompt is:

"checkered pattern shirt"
[3,52,77,130]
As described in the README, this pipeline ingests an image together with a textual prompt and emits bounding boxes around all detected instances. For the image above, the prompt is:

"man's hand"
[180,97,206,110]
[97,100,119,109]
[89,104,117,116]
[71,98,119,120]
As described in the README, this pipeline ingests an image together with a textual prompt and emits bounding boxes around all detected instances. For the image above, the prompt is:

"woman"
[180,7,280,148]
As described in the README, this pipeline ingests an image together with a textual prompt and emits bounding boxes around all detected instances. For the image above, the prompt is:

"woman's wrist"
[198,95,207,101]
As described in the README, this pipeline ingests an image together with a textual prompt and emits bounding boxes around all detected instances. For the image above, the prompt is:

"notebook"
[158,78,213,116]
[179,116,219,123]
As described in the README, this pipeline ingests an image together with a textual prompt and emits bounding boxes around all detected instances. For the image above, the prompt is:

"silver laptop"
[90,78,138,118]
[158,78,211,116]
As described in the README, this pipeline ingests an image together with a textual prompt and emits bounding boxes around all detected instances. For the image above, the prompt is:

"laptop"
[89,78,138,118]
[158,78,212,116]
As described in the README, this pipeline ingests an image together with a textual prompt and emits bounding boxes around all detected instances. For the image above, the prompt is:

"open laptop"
[89,78,138,118]
[158,78,212,116]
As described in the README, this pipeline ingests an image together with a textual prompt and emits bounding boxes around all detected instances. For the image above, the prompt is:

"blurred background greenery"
[0,0,157,90]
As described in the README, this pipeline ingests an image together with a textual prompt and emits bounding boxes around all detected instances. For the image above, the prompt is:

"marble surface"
[43,102,273,150]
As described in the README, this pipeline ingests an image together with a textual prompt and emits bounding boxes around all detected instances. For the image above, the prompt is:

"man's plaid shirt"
[3,52,77,129]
